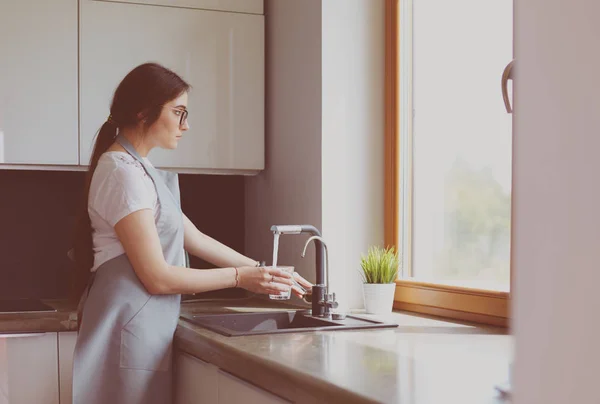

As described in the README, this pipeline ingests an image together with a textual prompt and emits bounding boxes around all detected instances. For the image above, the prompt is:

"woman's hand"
[237,265,293,295]
[291,272,314,298]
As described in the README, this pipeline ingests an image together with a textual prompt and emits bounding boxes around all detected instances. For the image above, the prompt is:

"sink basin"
[179,310,398,336]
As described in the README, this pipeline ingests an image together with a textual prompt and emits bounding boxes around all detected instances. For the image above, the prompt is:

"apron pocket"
[120,296,179,372]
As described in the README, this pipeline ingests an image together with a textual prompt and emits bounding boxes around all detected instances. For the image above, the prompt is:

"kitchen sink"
[179,310,398,336]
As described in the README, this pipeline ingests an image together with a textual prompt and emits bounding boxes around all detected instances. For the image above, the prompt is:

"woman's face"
[146,92,190,150]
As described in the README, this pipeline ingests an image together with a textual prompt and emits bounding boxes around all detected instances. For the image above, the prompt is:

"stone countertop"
[175,298,513,404]
[0,300,79,334]
[0,297,513,403]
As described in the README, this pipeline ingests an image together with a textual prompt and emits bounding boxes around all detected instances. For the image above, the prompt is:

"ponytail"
[69,120,118,303]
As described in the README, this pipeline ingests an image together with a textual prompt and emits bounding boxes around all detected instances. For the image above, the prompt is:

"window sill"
[393,279,510,327]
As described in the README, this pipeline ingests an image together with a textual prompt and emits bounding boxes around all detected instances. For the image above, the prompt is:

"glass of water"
[268,266,294,300]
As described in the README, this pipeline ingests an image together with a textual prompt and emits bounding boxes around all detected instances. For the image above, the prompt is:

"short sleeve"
[89,164,156,227]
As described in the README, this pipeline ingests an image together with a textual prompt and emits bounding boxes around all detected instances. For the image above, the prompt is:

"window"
[386,0,513,326]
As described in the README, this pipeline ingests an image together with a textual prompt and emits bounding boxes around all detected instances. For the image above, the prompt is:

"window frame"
[385,0,510,327]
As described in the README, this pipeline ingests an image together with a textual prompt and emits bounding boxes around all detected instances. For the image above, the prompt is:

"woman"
[70,63,311,404]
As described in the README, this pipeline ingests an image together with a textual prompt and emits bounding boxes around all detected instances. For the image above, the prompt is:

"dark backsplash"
[0,170,245,300]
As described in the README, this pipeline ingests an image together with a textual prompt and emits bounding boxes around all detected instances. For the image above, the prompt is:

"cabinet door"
[58,332,77,404]
[91,0,263,14]
[174,351,218,404]
[80,0,265,171]
[0,0,78,165]
[0,333,59,404]
[217,369,290,404]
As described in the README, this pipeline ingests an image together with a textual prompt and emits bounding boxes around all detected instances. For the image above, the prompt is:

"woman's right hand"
[237,266,293,295]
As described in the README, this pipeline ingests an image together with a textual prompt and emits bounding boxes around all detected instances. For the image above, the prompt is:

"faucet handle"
[323,293,339,309]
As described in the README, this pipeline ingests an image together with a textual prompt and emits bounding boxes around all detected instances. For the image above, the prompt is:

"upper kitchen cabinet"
[90,0,263,14]
[80,0,265,172]
[0,0,78,165]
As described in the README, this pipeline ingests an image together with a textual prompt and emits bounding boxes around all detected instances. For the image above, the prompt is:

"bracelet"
[234,267,239,288]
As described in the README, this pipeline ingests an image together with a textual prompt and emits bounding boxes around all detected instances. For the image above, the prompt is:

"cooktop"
[0,299,57,313]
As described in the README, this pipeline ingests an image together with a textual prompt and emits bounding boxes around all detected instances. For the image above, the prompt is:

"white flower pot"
[362,283,396,314]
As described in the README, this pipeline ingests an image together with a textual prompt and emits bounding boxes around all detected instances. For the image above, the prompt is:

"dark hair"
[70,62,190,302]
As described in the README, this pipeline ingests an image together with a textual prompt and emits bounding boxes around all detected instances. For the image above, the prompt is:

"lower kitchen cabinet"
[217,369,291,404]
[0,331,292,404]
[58,332,77,404]
[0,331,78,404]
[174,350,290,403]
[0,333,59,404]
[174,351,219,404]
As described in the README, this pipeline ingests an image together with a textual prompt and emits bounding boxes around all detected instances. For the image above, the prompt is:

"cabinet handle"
[0,332,48,338]
[502,59,515,113]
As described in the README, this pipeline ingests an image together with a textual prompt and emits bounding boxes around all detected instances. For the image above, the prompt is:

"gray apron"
[72,135,184,404]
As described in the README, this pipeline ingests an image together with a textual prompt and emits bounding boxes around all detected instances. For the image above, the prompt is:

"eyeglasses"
[172,108,188,126]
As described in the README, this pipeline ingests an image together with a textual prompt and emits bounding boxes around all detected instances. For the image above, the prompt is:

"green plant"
[359,246,401,284]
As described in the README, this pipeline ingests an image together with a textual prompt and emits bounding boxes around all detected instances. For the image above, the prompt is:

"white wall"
[321,0,385,310]
[513,1,600,403]
[245,0,385,310]
[245,0,323,283]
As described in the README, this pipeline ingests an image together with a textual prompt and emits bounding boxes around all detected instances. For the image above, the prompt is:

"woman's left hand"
[291,272,313,298]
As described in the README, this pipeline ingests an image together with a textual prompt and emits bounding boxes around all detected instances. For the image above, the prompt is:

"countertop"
[176,298,513,404]
[0,298,513,403]
[0,299,79,333]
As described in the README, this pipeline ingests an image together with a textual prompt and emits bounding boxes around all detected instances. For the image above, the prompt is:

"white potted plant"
[359,246,400,314]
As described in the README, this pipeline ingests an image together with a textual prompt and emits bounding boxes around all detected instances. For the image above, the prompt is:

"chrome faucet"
[270,225,336,318]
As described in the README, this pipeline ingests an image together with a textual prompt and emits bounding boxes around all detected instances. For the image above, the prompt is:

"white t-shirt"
[88,151,159,272]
